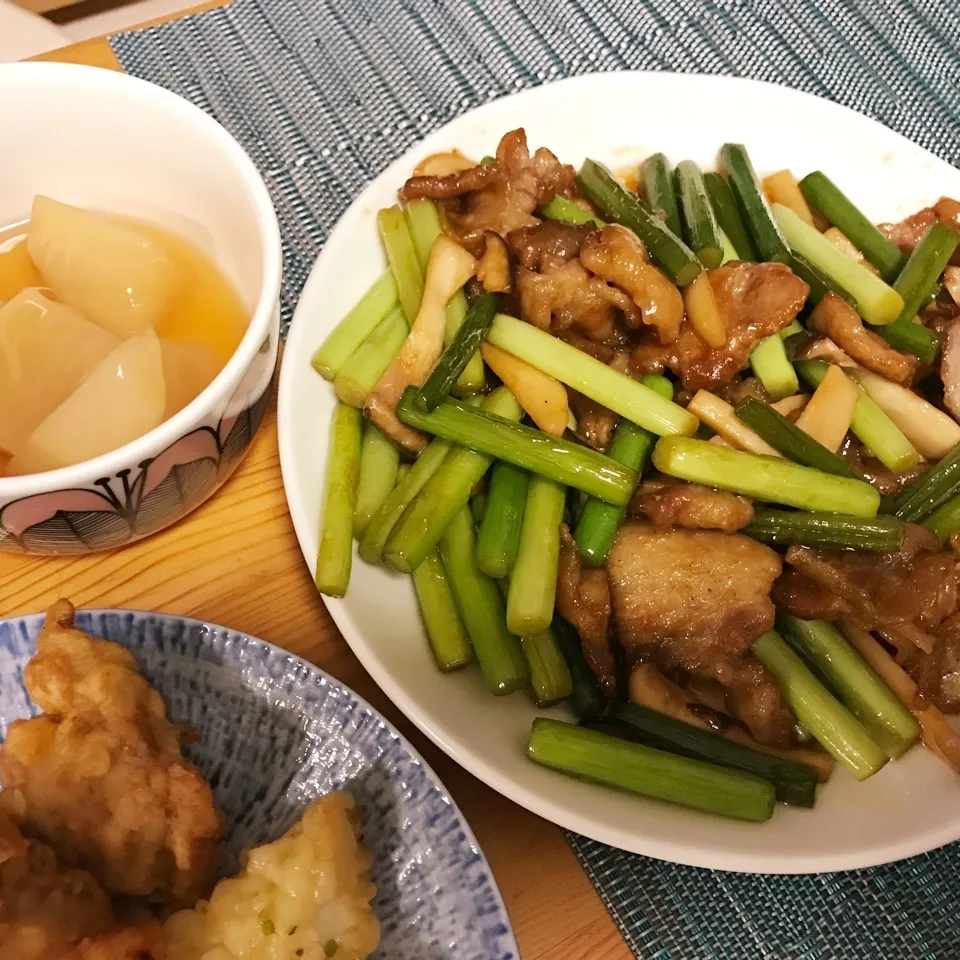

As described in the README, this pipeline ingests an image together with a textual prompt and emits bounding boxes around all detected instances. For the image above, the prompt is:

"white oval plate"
[279,72,960,874]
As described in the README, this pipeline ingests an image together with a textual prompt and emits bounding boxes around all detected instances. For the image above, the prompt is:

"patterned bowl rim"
[0,61,283,501]
[0,606,520,952]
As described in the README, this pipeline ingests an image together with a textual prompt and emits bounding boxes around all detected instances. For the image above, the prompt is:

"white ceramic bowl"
[0,62,282,555]
[279,72,960,873]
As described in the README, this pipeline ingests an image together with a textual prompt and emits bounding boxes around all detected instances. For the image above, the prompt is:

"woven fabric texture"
[111,1,960,956]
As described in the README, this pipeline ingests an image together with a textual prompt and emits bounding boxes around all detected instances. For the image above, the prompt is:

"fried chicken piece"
[0,811,116,960]
[66,922,167,960]
[0,600,223,905]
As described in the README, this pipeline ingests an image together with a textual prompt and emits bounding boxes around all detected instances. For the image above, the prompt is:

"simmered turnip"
[22,331,166,471]
[28,196,184,338]
[0,287,119,457]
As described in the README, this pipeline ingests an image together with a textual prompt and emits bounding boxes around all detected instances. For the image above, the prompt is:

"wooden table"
[9,15,633,960]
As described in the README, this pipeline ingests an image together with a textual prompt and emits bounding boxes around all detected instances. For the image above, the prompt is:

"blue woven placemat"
[111,2,960,956]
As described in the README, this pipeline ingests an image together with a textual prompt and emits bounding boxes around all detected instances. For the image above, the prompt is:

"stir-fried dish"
[311,129,960,822]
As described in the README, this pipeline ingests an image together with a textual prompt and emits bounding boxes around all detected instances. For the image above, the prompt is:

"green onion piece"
[507,476,565,636]
[486,313,697,437]
[476,462,528,578]
[527,718,776,822]
[788,251,856,307]
[359,436,452,564]
[798,172,907,281]
[539,195,606,227]
[259,913,275,936]
[720,144,791,264]
[353,422,401,537]
[876,222,958,363]
[778,615,920,759]
[751,631,888,781]
[653,436,880,517]
[403,197,484,395]
[416,293,498,411]
[641,152,684,238]
[574,373,673,566]
[444,291,486,396]
[470,491,488,525]
[377,206,424,325]
[719,228,739,265]
[734,397,859,478]
[703,170,759,261]
[384,388,524,572]
[412,547,473,672]
[404,197,443,267]
[521,627,574,708]
[772,204,904,325]
[923,492,960,543]
[396,388,637,505]
[748,334,799,400]
[315,404,363,597]
[552,616,604,721]
[874,317,940,366]
[576,159,702,286]
[889,440,960,522]
[439,507,527,695]
[611,703,818,807]
[311,271,399,379]
[674,160,724,268]
[333,307,408,408]
[795,360,920,471]
[780,319,805,340]
[744,508,904,551]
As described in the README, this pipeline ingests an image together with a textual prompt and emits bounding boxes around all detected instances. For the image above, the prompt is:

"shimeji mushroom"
[365,234,476,452]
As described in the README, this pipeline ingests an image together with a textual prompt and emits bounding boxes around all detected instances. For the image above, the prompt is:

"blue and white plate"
[0,609,519,960]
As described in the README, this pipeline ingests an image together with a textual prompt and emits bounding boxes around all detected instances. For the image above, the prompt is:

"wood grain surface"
[10,23,633,960]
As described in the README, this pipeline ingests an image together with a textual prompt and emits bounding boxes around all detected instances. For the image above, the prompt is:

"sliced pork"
[628,477,754,532]
[605,521,781,672]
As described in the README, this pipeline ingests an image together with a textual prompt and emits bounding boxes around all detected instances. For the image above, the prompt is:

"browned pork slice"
[507,220,594,272]
[941,321,960,420]
[628,663,830,763]
[514,260,640,340]
[712,655,796,747]
[903,616,960,712]
[506,220,645,340]
[579,225,685,343]
[836,435,930,496]
[400,129,576,256]
[628,476,754,532]
[557,527,616,697]
[605,521,781,672]
[631,262,809,390]
[401,163,499,201]
[808,293,918,384]
[879,197,960,266]
[567,391,618,451]
[774,527,956,635]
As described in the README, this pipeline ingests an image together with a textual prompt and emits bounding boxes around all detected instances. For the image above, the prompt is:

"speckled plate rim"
[0,606,520,954]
